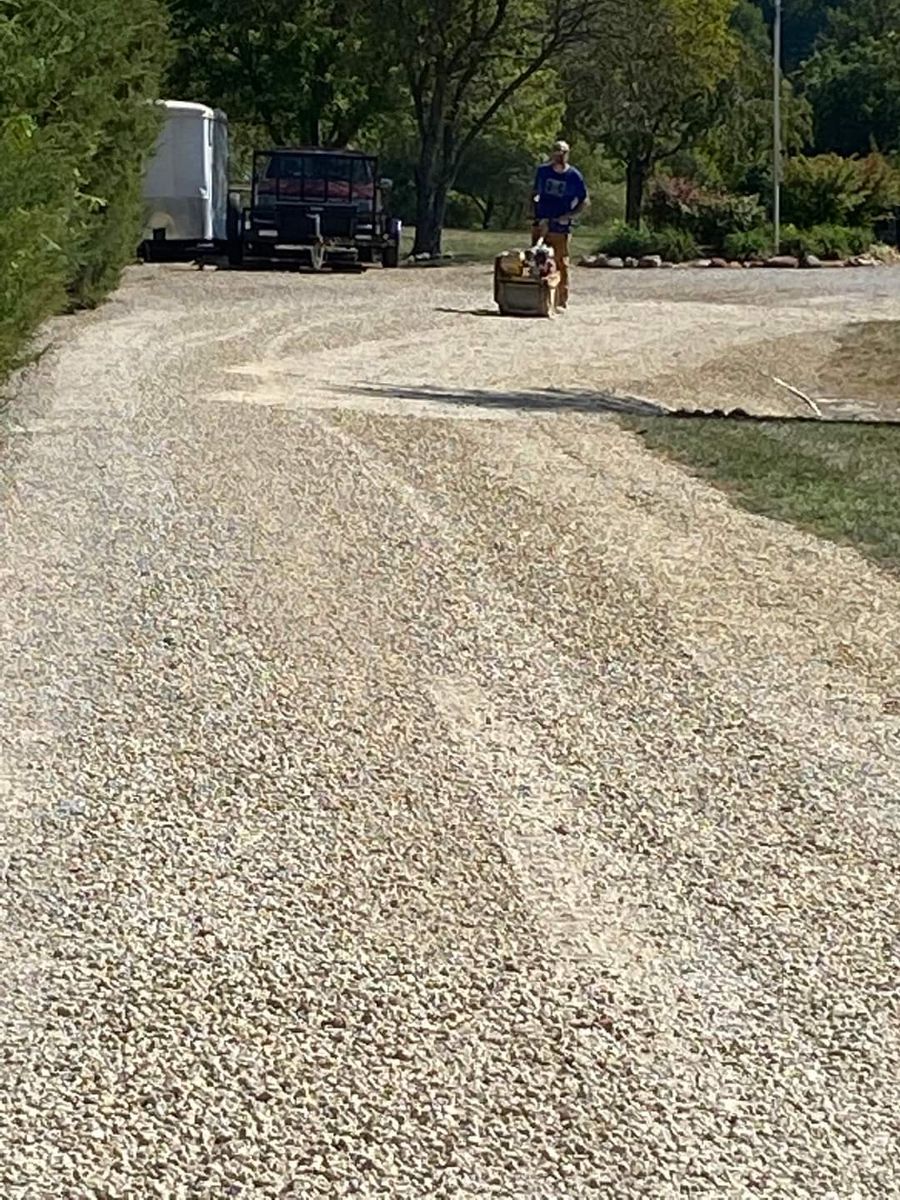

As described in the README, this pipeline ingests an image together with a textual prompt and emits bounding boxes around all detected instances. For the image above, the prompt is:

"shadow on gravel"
[434,307,504,318]
[338,383,900,425]
[338,383,666,416]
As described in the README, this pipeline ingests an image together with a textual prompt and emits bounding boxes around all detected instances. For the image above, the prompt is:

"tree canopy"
[565,0,741,224]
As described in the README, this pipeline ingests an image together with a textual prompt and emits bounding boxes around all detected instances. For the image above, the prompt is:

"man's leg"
[546,232,570,306]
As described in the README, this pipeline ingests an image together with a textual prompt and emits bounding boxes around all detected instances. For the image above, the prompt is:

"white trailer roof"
[156,100,217,120]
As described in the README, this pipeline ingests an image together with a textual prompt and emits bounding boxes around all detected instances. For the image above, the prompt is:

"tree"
[692,0,812,191]
[166,0,400,149]
[799,0,900,156]
[747,0,840,72]
[566,0,741,225]
[366,0,595,256]
[452,72,565,229]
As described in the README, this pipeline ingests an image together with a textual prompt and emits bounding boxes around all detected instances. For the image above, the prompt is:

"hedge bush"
[723,223,873,262]
[780,224,872,261]
[596,221,658,259]
[596,222,700,263]
[722,227,774,262]
[645,176,765,252]
[0,0,168,378]
[782,153,900,229]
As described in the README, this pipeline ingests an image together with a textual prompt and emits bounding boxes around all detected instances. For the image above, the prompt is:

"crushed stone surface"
[1,263,899,1198]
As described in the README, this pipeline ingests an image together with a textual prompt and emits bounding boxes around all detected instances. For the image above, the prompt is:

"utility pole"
[773,0,782,255]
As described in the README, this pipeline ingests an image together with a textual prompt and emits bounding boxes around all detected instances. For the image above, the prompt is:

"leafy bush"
[723,226,774,261]
[779,223,872,260]
[597,221,658,259]
[781,154,865,227]
[645,176,705,231]
[722,222,873,261]
[781,153,900,230]
[651,226,701,263]
[855,153,900,221]
[0,0,168,378]
[645,175,765,250]
[596,221,699,262]
[700,192,767,244]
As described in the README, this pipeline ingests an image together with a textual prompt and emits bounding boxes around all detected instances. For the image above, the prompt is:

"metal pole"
[773,0,782,255]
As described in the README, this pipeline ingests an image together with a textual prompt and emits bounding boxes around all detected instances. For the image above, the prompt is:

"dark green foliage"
[597,221,699,262]
[722,226,773,260]
[0,0,168,377]
[779,223,871,260]
[779,154,900,242]
[646,175,765,250]
[166,0,400,150]
[596,222,659,259]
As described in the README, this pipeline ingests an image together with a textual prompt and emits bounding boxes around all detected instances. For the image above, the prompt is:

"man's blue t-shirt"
[534,164,587,232]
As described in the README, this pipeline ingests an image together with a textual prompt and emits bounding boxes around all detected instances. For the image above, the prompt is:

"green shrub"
[596,222,699,263]
[781,153,900,229]
[597,221,658,259]
[723,226,774,261]
[645,176,704,231]
[779,224,872,260]
[645,175,765,251]
[651,226,701,263]
[0,0,168,377]
[855,154,900,218]
[696,192,766,246]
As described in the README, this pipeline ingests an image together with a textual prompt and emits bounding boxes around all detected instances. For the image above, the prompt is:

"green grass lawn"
[404,225,598,263]
[623,416,900,576]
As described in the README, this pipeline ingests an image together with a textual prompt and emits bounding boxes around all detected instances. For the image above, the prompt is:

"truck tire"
[227,193,244,267]
[381,241,400,269]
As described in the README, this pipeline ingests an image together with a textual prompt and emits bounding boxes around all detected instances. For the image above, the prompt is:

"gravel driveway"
[2,262,900,1198]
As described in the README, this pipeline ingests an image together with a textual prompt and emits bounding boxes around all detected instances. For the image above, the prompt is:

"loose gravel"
[1,263,899,1199]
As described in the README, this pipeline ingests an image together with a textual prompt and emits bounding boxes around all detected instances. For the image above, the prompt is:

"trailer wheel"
[381,241,400,269]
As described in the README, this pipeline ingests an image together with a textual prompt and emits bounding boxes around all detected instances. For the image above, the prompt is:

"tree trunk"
[482,195,495,231]
[413,179,450,256]
[625,157,649,227]
[413,137,451,256]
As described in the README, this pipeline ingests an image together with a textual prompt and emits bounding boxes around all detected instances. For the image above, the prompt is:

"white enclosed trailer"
[140,101,230,261]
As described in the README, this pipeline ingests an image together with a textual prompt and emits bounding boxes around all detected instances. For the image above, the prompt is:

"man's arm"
[531,168,548,235]
[560,172,590,226]
[531,168,543,213]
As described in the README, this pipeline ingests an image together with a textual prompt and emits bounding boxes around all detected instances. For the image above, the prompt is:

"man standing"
[532,140,589,309]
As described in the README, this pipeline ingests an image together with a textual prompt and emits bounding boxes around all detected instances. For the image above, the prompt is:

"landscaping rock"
[605,257,625,270]
[709,258,729,269]
[801,254,823,269]
[580,254,609,268]
[624,257,639,269]
[765,255,800,269]
[638,255,663,269]
[847,255,877,268]
[690,259,712,269]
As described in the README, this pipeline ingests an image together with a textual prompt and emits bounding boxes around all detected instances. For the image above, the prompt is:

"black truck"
[228,147,402,270]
